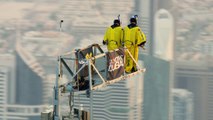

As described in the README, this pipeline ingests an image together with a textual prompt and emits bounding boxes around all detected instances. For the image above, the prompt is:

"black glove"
[138,41,146,47]
[103,40,106,45]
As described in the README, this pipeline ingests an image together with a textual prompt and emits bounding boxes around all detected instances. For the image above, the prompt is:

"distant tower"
[172,89,194,120]
[154,9,174,60]
[0,54,16,104]
[0,67,8,119]
[175,61,213,120]
[16,42,44,105]
[140,8,174,120]
[0,54,28,120]
[0,54,16,119]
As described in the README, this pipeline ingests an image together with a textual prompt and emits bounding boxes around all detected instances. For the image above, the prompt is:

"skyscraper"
[0,54,15,119]
[172,89,194,120]
[139,8,174,120]
[0,67,8,120]
[16,30,73,105]
[15,37,46,105]
[154,9,174,60]
[140,54,172,120]
[175,59,213,120]
[0,54,41,120]
[0,54,16,104]
[172,1,213,120]
[134,0,173,55]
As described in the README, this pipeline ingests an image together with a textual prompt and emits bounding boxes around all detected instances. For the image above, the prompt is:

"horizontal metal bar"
[92,68,146,90]
[106,68,146,85]
[60,57,76,60]
[92,83,107,91]
[91,53,106,60]
[64,69,146,92]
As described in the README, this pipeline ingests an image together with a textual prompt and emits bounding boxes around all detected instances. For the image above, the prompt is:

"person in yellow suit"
[123,15,146,73]
[103,19,123,51]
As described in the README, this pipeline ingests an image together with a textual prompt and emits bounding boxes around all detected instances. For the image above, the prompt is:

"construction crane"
[41,44,145,120]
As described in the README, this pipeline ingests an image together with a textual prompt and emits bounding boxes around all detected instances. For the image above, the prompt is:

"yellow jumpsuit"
[123,26,146,73]
[103,26,123,51]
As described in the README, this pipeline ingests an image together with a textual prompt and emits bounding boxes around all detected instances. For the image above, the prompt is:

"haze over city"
[0,0,212,120]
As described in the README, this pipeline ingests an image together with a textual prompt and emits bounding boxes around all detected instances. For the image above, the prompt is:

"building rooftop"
[172,89,193,98]
[21,31,73,57]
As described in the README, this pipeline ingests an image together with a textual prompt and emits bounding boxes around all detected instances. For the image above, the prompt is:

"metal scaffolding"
[42,44,145,120]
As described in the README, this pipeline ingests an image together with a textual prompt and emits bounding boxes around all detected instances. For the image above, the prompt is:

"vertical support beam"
[54,56,61,120]
[69,92,74,119]
[88,60,93,120]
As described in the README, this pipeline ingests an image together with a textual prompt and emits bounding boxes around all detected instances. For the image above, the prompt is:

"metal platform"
[41,44,145,120]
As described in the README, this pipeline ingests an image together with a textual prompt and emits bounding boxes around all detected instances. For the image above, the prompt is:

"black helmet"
[113,19,120,26]
[130,15,138,24]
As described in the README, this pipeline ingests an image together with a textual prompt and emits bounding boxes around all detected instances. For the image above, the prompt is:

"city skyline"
[0,0,212,120]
